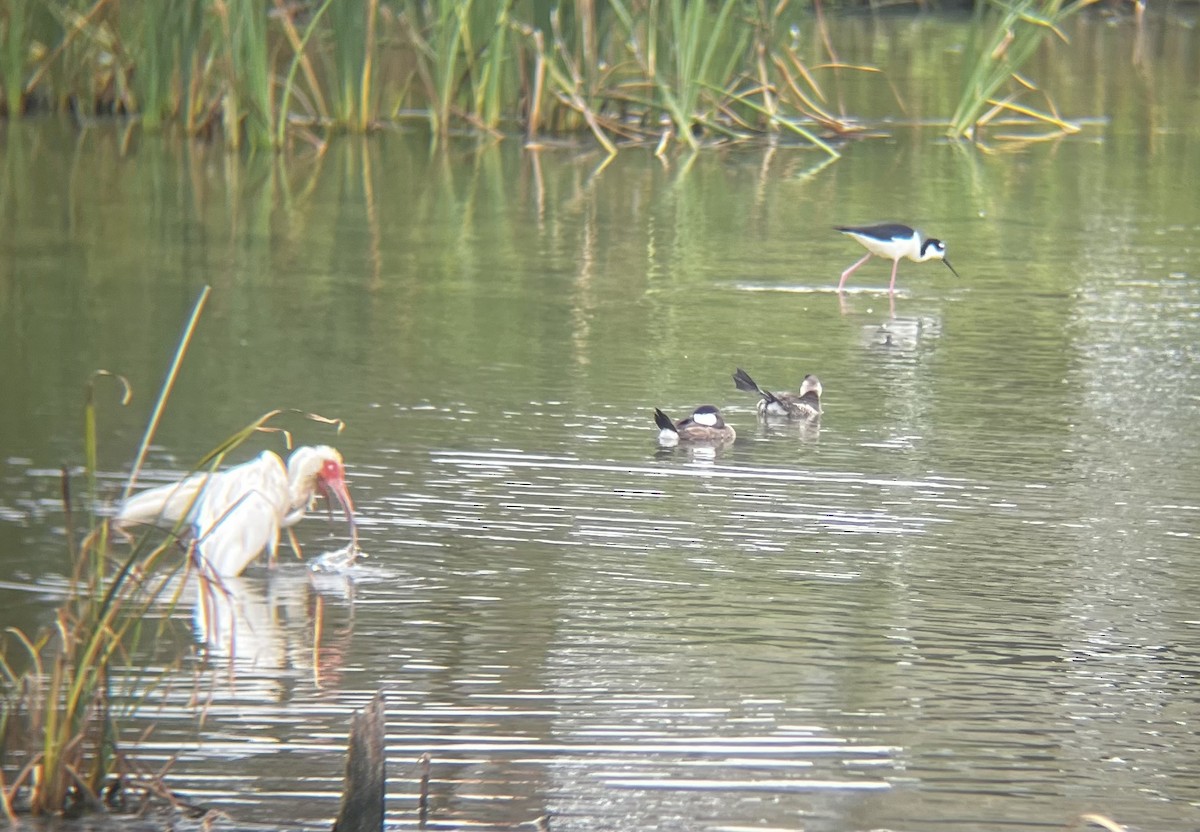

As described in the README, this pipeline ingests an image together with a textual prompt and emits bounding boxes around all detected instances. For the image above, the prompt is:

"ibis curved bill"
[116,445,355,577]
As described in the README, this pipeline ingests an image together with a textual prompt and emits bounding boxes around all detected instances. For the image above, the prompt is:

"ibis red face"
[317,458,357,543]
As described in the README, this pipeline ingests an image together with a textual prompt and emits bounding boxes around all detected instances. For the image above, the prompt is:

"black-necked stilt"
[835,223,960,294]
[654,405,736,446]
[733,368,822,420]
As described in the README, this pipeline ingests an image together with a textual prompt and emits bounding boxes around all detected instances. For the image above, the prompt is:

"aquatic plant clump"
[0,0,1094,152]
[0,287,352,819]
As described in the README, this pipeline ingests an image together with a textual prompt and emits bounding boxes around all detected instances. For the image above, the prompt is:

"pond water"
[2,11,1200,832]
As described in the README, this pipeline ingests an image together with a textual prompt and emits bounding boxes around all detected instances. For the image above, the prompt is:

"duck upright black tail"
[732,368,763,396]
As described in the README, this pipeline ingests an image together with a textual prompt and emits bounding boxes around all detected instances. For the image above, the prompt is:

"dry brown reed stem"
[772,53,848,132]
[548,10,616,156]
[756,48,777,126]
[312,594,325,686]
[654,128,672,159]
[0,768,17,823]
[22,0,117,98]
[274,0,339,148]
[524,26,547,144]
[360,0,379,133]
[271,0,330,122]
[717,83,839,156]
[6,0,1105,155]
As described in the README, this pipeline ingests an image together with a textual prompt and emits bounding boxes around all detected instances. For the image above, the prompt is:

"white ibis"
[835,223,960,294]
[733,368,823,420]
[116,445,355,577]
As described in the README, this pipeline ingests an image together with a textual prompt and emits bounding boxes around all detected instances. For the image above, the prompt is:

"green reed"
[949,0,1098,138]
[541,0,604,133]
[5,0,1100,153]
[276,0,335,147]
[0,0,34,114]
[0,288,211,817]
[406,0,459,137]
[121,0,206,132]
[405,0,515,138]
[5,0,833,151]
[325,0,378,132]
[619,0,750,148]
[211,0,274,149]
[0,283,339,817]
[9,0,107,117]
[175,1,208,135]
[475,1,514,133]
[531,5,611,148]
[126,1,172,129]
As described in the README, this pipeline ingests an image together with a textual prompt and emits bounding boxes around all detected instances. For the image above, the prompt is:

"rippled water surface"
[3,13,1200,832]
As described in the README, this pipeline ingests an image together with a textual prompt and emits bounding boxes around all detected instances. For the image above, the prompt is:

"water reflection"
[191,570,355,686]
[741,417,822,444]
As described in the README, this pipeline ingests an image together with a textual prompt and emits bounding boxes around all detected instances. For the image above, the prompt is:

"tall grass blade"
[0,0,1088,151]
[1,0,33,115]
[949,0,1099,138]
[127,0,174,128]
[543,8,616,155]
[0,289,312,816]
[718,83,841,157]
[360,0,379,133]
[176,0,207,135]
[83,371,130,582]
[328,0,376,130]
[475,2,513,132]
[272,0,330,126]
[212,0,274,148]
[124,286,210,501]
[277,0,337,148]
[609,0,748,149]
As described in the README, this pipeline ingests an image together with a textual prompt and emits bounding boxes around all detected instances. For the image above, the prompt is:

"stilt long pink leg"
[888,258,900,294]
[838,253,872,291]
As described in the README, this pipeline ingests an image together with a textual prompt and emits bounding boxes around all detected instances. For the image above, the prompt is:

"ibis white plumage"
[116,445,355,577]
[835,223,960,294]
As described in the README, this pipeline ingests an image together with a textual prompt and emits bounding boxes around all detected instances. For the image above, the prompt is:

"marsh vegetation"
[0,290,352,818]
[2,0,1103,153]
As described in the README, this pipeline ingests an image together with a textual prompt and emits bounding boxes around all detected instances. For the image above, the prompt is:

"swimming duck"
[653,405,736,446]
[733,368,822,420]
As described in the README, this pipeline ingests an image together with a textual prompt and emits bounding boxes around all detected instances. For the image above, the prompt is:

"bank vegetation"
[1,0,1102,155]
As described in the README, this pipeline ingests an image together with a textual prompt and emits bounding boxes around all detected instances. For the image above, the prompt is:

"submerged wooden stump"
[333,692,387,832]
